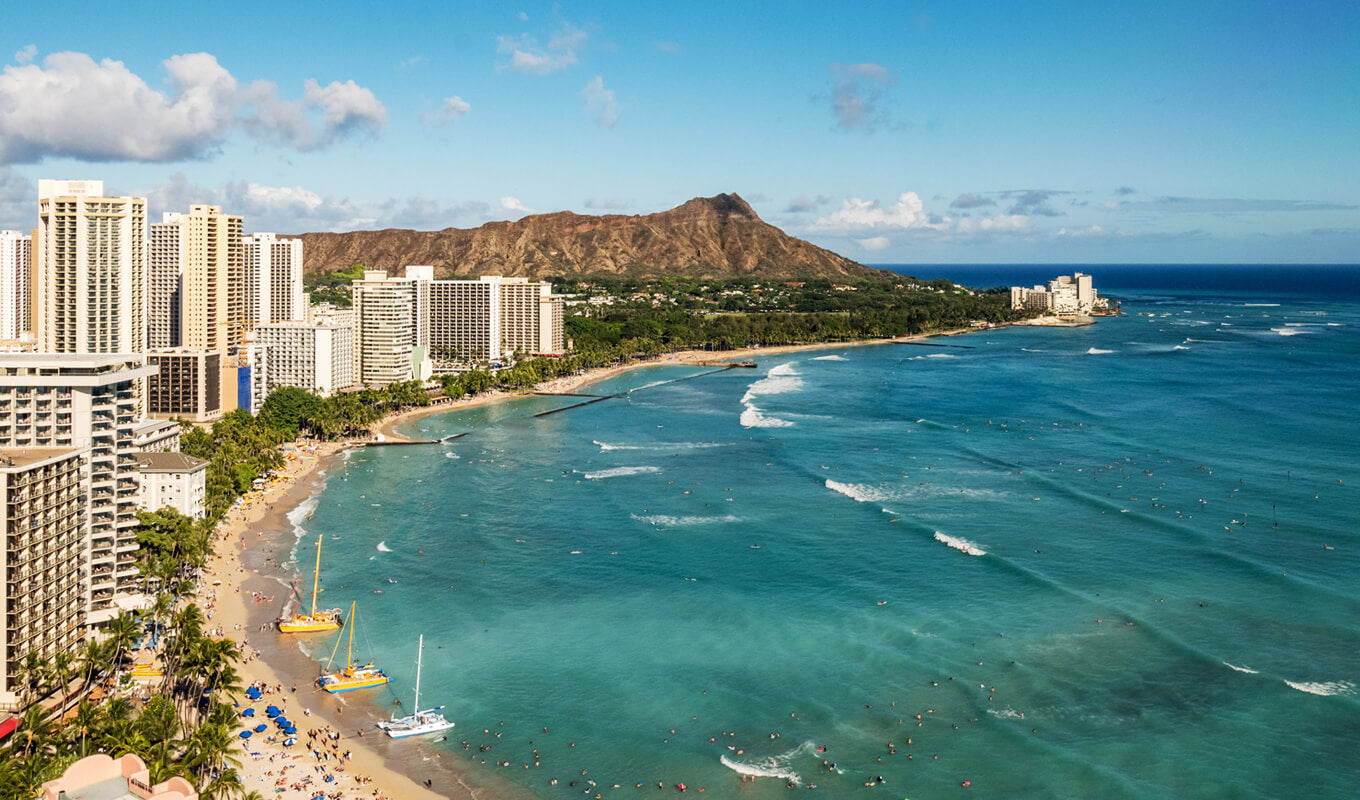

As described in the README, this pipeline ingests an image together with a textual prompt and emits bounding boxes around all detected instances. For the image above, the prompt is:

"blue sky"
[1,0,1356,263]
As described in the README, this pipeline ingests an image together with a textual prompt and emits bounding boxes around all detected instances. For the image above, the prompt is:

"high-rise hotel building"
[0,231,31,341]
[0,354,156,629]
[0,446,87,711]
[34,180,147,354]
[352,268,427,386]
[352,268,565,385]
[147,205,243,353]
[243,233,305,331]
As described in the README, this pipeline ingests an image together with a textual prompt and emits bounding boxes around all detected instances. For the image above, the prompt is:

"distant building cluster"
[1010,272,1107,315]
[0,176,569,712]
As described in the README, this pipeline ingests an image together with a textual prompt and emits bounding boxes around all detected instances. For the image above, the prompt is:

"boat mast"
[346,601,356,669]
[414,634,424,714]
[310,532,323,618]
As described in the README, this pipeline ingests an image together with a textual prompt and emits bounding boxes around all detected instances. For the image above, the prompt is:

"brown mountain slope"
[296,193,881,280]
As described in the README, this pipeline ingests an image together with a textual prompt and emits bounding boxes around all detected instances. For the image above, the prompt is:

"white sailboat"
[377,634,454,738]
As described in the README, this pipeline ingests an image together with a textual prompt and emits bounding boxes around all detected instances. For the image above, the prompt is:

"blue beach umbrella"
[241,708,255,717]
[255,724,267,732]
[239,730,252,739]
[265,705,281,717]
[284,736,297,746]
[284,726,297,734]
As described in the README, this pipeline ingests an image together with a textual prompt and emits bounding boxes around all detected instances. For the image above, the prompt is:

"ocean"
[281,265,1359,799]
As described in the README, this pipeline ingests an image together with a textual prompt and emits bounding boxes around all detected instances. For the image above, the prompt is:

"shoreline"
[206,323,1024,799]
[375,328,980,442]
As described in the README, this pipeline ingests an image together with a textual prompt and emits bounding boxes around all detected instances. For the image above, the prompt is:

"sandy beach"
[202,332,973,799]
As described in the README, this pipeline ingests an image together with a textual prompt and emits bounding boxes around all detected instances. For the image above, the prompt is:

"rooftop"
[134,452,208,473]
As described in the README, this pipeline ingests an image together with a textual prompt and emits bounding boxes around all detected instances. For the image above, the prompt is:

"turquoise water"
[294,270,1360,799]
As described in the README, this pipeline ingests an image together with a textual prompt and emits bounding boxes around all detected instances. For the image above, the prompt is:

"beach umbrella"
[241,708,255,717]
[284,726,297,734]
[284,737,297,746]
[266,706,280,717]
[255,724,267,732]
[239,730,252,739]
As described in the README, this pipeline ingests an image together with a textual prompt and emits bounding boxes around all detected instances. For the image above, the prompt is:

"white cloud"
[500,196,537,216]
[807,191,1036,243]
[132,173,527,233]
[14,45,36,65]
[582,76,620,128]
[811,192,947,233]
[498,23,586,75]
[1056,225,1107,238]
[956,214,1030,233]
[398,55,427,69]
[0,51,386,163]
[442,95,471,121]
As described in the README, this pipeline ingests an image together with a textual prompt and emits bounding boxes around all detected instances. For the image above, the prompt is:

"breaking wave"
[631,513,739,527]
[813,354,848,361]
[1283,679,1353,696]
[1223,662,1259,674]
[376,541,392,552]
[720,740,817,784]
[740,363,801,428]
[1086,347,1113,355]
[933,531,986,556]
[583,466,662,480]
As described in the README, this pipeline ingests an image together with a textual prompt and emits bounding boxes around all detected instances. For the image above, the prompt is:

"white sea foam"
[1223,662,1259,674]
[825,479,888,503]
[741,362,803,403]
[626,379,671,393]
[740,405,793,428]
[719,741,815,784]
[444,452,459,459]
[1173,345,1190,350]
[631,513,739,527]
[987,708,1025,720]
[593,440,730,452]
[739,363,802,428]
[1243,303,1280,307]
[376,541,392,552]
[583,466,661,480]
[286,494,321,539]
[1085,347,1113,355]
[1021,348,1044,353]
[1271,327,1315,336]
[927,353,956,358]
[813,354,848,361]
[1284,679,1353,696]
[933,531,986,556]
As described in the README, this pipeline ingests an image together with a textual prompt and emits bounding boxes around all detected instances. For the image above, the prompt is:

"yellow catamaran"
[318,601,389,693]
[277,532,343,633]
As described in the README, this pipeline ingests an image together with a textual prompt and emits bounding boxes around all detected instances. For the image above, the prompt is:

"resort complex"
[1009,272,1109,315]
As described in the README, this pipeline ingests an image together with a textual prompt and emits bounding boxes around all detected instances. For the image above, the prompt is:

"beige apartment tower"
[243,233,305,330]
[176,205,243,353]
[34,180,147,353]
[0,230,32,341]
[0,447,87,711]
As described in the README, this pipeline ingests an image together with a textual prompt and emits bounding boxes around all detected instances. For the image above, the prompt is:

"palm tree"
[68,699,104,757]
[76,638,112,693]
[105,611,142,672]
[14,702,56,761]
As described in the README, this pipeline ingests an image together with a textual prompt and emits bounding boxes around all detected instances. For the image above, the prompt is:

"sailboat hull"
[278,610,343,633]
[378,712,454,737]
[320,668,389,693]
